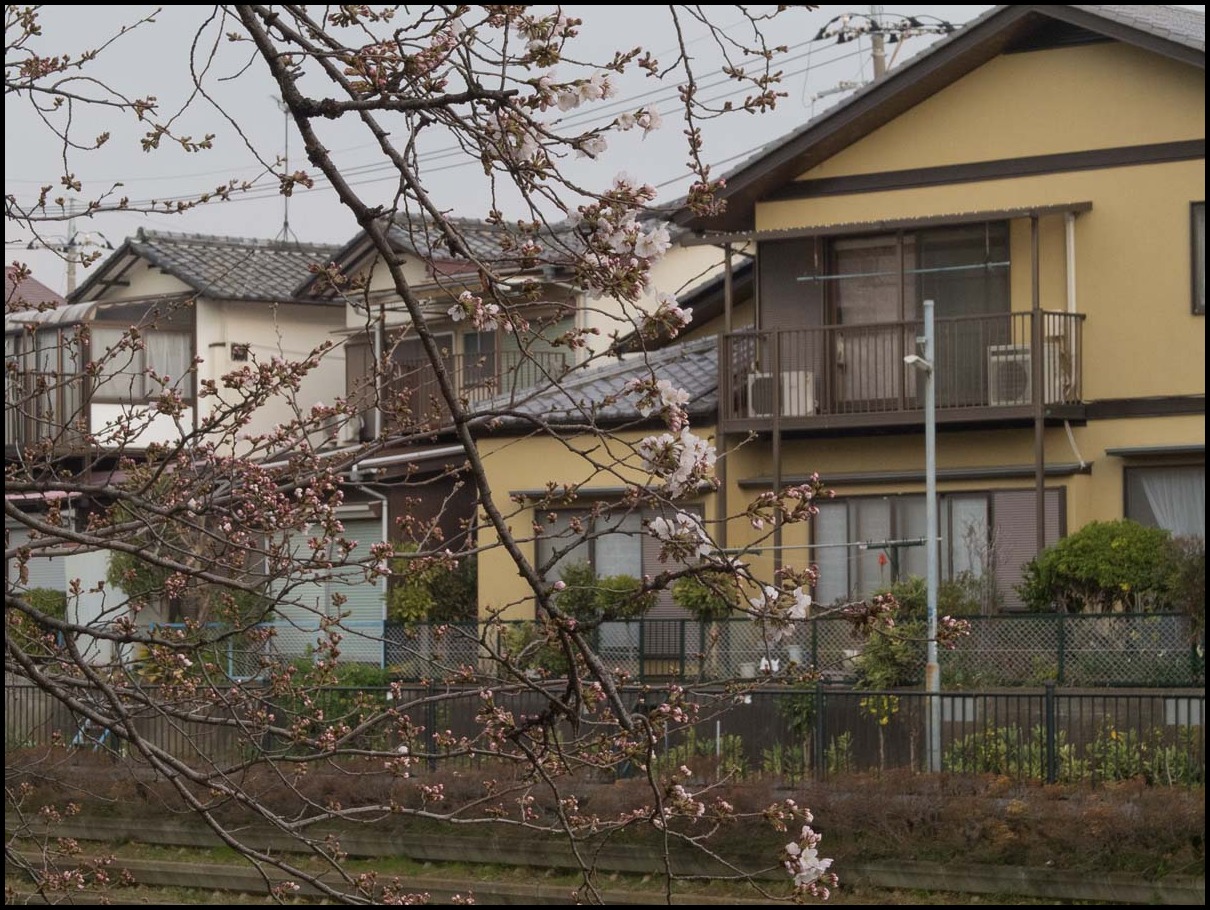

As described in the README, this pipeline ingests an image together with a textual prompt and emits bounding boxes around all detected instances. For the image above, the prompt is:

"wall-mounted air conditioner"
[747,370,816,418]
[987,343,1064,406]
[339,415,364,445]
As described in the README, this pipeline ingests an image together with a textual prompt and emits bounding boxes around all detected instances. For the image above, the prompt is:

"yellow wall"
[800,43,1204,180]
[756,86,1204,402]
[95,259,192,300]
[475,428,720,619]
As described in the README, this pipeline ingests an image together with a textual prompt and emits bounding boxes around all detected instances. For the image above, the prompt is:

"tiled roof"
[476,336,718,429]
[1080,5,1205,51]
[90,229,341,302]
[384,215,581,269]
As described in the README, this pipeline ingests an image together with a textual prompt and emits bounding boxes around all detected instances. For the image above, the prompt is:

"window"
[534,506,702,618]
[462,331,497,389]
[1125,464,1205,539]
[91,326,193,401]
[811,489,1061,609]
[1194,202,1205,315]
[758,222,1011,411]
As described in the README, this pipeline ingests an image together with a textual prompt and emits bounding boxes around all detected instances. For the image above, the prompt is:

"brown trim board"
[768,140,1206,201]
[1085,396,1205,419]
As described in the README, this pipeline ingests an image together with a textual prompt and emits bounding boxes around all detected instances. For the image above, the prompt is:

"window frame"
[1123,461,1206,538]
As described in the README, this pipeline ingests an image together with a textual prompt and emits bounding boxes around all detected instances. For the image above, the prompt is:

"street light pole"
[922,299,941,772]
[906,299,941,772]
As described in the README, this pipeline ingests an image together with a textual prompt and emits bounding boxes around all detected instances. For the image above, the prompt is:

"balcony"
[719,311,1084,433]
[5,372,89,452]
[372,349,570,433]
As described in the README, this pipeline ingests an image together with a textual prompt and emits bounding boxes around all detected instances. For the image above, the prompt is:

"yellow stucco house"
[476,4,1205,623]
[672,4,1205,609]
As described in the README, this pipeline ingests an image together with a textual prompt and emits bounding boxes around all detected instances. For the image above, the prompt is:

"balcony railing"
[5,371,89,451]
[381,349,569,430]
[720,310,1084,431]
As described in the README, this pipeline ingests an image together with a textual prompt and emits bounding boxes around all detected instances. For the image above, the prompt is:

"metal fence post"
[1044,681,1057,784]
[679,620,687,679]
[1057,613,1067,686]
[425,680,437,772]
[811,618,819,670]
[639,620,646,684]
[814,680,826,780]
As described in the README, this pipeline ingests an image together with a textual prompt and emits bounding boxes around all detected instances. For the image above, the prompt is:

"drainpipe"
[349,464,390,669]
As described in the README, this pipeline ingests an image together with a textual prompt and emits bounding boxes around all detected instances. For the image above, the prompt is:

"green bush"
[108,548,273,626]
[1017,520,1181,613]
[554,562,655,622]
[944,725,1086,782]
[7,588,68,660]
[1168,535,1205,639]
[388,546,477,622]
[500,620,570,676]
[670,573,739,621]
[854,619,926,688]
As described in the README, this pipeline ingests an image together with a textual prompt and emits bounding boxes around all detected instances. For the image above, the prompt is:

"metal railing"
[4,371,89,450]
[720,310,1084,428]
[7,680,1202,786]
[381,349,569,426]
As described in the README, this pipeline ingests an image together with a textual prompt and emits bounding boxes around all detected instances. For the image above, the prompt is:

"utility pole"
[25,200,112,295]
[870,5,886,79]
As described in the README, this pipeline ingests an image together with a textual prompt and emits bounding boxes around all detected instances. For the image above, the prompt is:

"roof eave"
[676,4,1205,234]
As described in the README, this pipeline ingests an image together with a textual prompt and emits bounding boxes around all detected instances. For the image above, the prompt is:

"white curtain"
[1140,467,1205,538]
[145,332,191,395]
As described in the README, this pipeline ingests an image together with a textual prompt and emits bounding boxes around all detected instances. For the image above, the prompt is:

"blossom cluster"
[646,511,713,563]
[747,585,811,644]
[783,818,837,900]
[638,427,717,499]
[625,376,690,432]
[448,291,506,332]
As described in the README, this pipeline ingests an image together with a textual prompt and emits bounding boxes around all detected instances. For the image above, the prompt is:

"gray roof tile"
[476,336,718,428]
[1077,5,1205,51]
[128,229,341,301]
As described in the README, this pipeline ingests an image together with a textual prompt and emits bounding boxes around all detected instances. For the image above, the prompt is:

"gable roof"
[677,4,1205,233]
[297,215,581,298]
[72,229,341,304]
[474,336,718,431]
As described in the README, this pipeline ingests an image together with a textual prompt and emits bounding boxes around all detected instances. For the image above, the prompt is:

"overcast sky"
[4,5,1201,294]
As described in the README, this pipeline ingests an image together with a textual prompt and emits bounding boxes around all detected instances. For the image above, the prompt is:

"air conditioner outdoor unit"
[747,370,816,418]
[987,343,1064,406]
[339,414,365,445]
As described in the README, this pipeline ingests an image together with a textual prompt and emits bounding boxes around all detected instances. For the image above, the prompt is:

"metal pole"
[923,299,941,773]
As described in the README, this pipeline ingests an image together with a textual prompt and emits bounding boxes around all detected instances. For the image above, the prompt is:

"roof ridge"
[134,227,340,252]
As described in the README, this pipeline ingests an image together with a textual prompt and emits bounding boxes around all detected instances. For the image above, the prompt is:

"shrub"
[555,562,656,622]
[388,546,477,622]
[8,588,68,660]
[671,572,740,621]
[1017,520,1181,613]
[854,619,925,689]
[1167,535,1205,639]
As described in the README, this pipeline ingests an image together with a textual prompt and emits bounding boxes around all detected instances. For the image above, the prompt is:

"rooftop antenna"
[273,96,300,244]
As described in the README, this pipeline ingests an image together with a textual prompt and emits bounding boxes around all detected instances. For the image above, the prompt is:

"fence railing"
[128,613,1205,688]
[6,681,1202,786]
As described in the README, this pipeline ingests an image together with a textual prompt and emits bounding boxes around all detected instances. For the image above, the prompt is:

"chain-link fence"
[115,613,1205,688]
